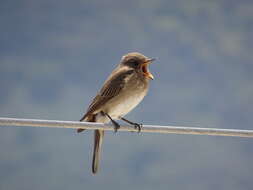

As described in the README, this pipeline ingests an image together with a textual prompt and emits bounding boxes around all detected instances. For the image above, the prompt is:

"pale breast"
[104,75,149,119]
[108,90,147,119]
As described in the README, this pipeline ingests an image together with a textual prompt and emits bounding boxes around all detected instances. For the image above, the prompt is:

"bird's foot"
[133,123,142,133]
[120,117,142,133]
[102,111,121,133]
[111,120,121,133]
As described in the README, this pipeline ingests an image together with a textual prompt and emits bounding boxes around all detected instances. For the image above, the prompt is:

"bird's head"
[120,52,155,80]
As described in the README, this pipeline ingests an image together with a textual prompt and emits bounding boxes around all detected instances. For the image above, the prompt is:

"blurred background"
[1,0,253,189]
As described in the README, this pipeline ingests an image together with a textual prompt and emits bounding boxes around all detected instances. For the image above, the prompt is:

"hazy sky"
[1,0,253,190]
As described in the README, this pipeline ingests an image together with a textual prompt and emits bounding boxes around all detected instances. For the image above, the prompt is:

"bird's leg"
[120,117,142,133]
[102,111,120,133]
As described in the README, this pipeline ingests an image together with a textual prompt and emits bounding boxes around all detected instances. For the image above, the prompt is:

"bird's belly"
[106,91,146,119]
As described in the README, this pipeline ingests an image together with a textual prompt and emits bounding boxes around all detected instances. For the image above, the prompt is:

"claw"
[112,120,121,133]
[134,123,142,133]
[120,117,143,133]
[103,112,121,133]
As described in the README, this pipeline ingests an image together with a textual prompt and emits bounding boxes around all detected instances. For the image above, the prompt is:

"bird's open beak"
[141,58,155,80]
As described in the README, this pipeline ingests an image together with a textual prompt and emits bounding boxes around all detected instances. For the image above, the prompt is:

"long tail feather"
[78,113,104,174]
[92,129,104,174]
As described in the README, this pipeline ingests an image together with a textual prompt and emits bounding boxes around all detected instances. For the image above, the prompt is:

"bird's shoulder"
[99,67,135,96]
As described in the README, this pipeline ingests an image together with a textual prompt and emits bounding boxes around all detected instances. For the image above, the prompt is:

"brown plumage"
[78,52,154,174]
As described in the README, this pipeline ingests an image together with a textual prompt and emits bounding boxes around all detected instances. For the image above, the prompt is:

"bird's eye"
[131,60,139,67]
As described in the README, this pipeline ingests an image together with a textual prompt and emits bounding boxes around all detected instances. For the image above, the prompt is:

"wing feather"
[80,69,134,121]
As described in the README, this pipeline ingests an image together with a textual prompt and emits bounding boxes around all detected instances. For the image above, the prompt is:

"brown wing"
[80,69,134,121]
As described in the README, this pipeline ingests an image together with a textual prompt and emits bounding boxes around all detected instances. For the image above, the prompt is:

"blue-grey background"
[1,0,253,189]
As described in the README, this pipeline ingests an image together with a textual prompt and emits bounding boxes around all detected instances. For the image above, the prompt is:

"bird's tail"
[78,114,104,174]
[92,129,104,174]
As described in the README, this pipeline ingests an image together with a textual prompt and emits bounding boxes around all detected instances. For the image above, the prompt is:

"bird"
[77,52,154,174]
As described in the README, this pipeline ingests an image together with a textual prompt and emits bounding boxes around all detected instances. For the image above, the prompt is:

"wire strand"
[0,117,253,138]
